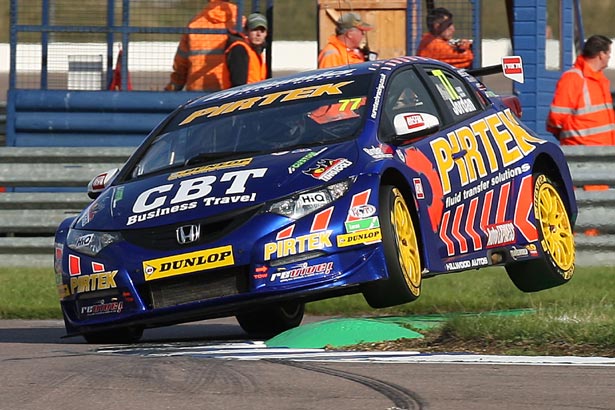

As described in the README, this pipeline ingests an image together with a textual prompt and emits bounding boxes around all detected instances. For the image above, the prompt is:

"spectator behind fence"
[547,34,615,145]
[417,7,473,69]
[318,12,374,69]
[222,13,268,88]
[165,0,237,92]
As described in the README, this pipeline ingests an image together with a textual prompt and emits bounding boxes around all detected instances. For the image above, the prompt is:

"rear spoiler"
[467,56,524,83]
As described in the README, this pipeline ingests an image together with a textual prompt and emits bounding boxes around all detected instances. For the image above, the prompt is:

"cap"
[336,12,373,32]
[247,13,268,30]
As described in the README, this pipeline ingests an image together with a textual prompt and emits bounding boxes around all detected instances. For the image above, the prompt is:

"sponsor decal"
[59,270,118,296]
[303,158,352,182]
[429,109,543,195]
[264,231,333,261]
[54,244,63,278]
[445,179,492,208]
[526,243,539,256]
[371,73,387,119]
[168,158,253,180]
[253,266,268,280]
[91,173,109,192]
[143,246,234,281]
[445,257,489,271]
[128,169,266,226]
[75,200,104,227]
[413,178,425,199]
[363,146,393,159]
[298,192,329,207]
[203,193,256,206]
[112,186,124,208]
[486,221,516,248]
[180,81,355,125]
[91,262,105,272]
[311,207,334,232]
[73,233,93,250]
[403,113,425,129]
[502,56,524,83]
[270,261,334,283]
[336,227,382,247]
[346,190,371,222]
[199,68,357,103]
[69,254,81,276]
[80,300,124,317]
[348,204,376,219]
[345,216,380,233]
[510,247,530,259]
[288,148,327,174]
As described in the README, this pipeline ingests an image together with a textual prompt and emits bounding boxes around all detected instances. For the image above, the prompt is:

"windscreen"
[131,76,371,178]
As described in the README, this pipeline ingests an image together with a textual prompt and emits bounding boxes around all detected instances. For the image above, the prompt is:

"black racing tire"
[236,301,305,337]
[362,185,422,308]
[506,173,575,292]
[83,326,144,344]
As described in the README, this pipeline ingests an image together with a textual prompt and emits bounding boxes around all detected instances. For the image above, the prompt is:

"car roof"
[184,56,453,109]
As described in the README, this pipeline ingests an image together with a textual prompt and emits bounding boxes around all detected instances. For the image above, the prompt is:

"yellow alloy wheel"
[391,187,421,296]
[535,177,575,277]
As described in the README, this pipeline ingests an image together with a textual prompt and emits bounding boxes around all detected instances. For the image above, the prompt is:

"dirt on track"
[339,331,615,357]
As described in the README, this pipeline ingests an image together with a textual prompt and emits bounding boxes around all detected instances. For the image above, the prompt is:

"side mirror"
[87,168,119,199]
[390,112,440,144]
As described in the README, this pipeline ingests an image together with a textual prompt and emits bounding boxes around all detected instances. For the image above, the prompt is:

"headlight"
[67,228,122,257]
[266,179,353,219]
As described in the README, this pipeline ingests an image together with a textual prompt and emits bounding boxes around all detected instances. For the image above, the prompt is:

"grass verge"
[307,266,615,355]
[2,265,614,355]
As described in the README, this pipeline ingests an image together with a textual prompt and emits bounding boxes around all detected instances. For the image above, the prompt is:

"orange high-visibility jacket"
[318,35,365,68]
[416,33,474,69]
[223,34,267,88]
[547,55,615,145]
[166,0,237,92]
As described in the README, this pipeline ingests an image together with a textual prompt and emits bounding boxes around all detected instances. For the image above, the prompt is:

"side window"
[379,69,440,140]
[423,67,482,123]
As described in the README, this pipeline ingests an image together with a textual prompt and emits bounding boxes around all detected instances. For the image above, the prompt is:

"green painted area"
[266,317,423,349]
[265,309,535,349]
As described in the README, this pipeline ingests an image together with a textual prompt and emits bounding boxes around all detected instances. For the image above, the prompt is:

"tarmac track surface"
[1,318,614,410]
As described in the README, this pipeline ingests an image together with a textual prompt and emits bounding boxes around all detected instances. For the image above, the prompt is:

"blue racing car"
[54,56,577,343]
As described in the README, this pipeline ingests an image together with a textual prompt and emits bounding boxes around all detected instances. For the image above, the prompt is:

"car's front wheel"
[363,185,422,308]
[506,173,575,291]
[236,301,305,337]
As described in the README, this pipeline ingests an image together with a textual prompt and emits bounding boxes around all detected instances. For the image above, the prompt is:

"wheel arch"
[378,167,425,262]
[532,152,577,225]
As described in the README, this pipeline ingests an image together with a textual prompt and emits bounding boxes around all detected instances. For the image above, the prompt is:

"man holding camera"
[318,12,375,69]
[417,7,474,69]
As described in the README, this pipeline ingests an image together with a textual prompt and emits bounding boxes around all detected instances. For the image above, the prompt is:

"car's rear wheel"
[83,326,144,344]
[506,173,575,292]
[363,185,422,308]
[236,301,305,337]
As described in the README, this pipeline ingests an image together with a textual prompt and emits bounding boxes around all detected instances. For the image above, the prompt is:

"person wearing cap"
[417,7,473,69]
[318,12,374,69]
[222,12,268,88]
[165,0,238,91]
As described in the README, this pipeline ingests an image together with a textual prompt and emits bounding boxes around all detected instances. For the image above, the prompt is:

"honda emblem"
[176,224,201,245]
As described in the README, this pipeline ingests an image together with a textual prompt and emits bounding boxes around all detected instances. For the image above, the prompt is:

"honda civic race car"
[54,56,577,343]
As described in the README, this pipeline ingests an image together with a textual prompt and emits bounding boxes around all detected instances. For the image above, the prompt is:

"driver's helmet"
[256,114,307,148]
[392,88,422,111]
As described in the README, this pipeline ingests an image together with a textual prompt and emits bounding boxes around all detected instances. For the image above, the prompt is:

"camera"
[360,45,379,61]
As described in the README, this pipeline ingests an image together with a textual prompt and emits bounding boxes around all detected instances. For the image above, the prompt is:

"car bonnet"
[74,142,361,231]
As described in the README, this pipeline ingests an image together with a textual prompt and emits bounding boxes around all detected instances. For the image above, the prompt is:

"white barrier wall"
[2,40,615,73]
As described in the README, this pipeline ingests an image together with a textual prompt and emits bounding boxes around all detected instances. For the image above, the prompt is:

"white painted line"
[96,342,615,366]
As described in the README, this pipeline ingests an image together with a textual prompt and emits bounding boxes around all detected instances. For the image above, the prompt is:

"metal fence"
[0,145,612,267]
[9,0,273,91]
